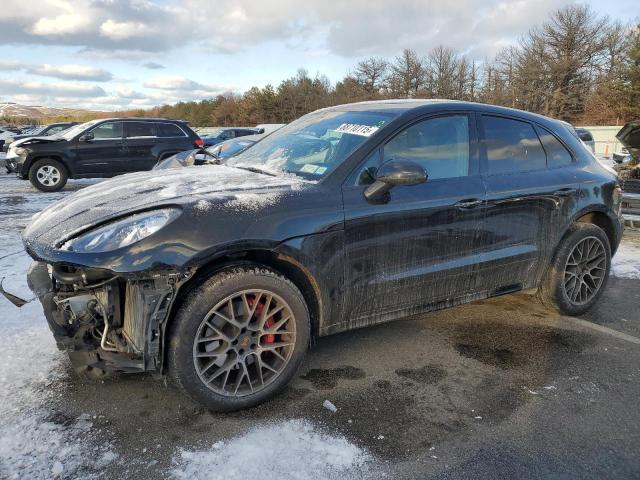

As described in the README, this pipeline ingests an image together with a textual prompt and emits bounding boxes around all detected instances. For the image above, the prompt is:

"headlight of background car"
[61,208,181,253]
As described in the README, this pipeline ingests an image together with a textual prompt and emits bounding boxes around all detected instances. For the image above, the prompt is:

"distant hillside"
[0,102,102,124]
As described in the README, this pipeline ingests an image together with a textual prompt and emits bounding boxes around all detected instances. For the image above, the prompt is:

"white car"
[0,127,17,142]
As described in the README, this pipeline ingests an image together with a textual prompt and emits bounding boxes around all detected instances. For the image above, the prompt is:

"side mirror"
[364,159,427,202]
[78,132,94,142]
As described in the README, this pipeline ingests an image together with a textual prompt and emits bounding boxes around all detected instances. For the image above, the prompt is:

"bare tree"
[387,49,425,98]
[354,57,389,95]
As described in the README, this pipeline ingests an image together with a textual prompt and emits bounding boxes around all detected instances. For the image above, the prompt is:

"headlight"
[15,147,28,156]
[61,208,180,253]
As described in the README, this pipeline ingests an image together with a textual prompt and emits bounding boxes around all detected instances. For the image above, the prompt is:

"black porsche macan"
[18,100,623,410]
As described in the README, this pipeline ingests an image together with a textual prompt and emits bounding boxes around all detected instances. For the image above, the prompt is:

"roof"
[89,117,187,123]
[329,99,563,126]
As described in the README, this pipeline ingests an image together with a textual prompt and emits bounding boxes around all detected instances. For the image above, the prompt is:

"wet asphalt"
[1,174,640,479]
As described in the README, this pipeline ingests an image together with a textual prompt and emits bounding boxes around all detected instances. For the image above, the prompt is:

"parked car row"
[4,118,284,189]
[153,133,264,170]
[6,99,623,411]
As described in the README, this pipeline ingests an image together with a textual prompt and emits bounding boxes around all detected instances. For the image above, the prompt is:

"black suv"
[16,100,623,411]
[7,118,202,191]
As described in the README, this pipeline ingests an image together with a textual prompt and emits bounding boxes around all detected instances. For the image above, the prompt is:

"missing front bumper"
[27,261,180,375]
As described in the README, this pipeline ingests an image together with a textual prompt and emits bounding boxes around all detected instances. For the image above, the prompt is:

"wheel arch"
[26,154,72,177]
[161,248,323,370]
[572,209,619,255]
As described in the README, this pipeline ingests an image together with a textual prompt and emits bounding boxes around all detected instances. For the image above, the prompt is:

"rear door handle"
[455,198,483,209]
[553,188,577,197]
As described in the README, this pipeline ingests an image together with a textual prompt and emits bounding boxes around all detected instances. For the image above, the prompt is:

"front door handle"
[553,188,577,197]
[455,198,483,209]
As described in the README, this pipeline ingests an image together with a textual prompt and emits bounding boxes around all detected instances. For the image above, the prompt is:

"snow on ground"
[612,236,640,280]
[0,175,369,479]
[0,177,117,479]
[170,419,370,480]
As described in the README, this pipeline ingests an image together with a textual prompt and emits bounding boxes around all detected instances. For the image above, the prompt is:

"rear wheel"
[538,223,611,315]
[28,159,68,192]
[168,266,309,411]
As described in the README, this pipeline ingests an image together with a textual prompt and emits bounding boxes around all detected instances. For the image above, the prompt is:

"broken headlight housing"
[61,208,181,253]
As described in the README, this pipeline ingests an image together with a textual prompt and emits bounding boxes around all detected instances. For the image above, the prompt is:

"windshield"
[24,126,45,135]
[60,120,101,140]
[227,109,396,180]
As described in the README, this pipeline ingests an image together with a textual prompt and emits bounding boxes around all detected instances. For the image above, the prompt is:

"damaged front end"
[26,261,187,377]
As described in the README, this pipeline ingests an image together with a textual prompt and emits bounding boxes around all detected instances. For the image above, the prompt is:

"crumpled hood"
[24,165,306,248]
[12,135,64,147]
[616,122,640,161]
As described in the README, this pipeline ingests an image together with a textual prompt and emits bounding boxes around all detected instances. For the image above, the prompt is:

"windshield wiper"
[232,165,278,177]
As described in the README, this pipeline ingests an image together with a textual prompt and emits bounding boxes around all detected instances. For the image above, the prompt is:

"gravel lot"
[1,174,639,479]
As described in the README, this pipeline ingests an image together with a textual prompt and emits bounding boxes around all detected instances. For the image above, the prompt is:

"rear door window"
[125,122,156,138]
[536,126,573,167]
[482,116,546,174]
[91,121,123,140]
[383,115,470,180]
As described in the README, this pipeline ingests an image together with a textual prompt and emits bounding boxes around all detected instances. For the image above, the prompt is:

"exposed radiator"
[123,282,147,352]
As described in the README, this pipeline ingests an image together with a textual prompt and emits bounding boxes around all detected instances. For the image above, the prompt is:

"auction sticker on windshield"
[334,123,380,137]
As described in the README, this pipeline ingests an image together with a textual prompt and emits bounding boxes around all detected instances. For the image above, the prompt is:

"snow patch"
[611,238,640,280]
[0,179,117,479]
[169,419,370,480]
[224,192,283,212]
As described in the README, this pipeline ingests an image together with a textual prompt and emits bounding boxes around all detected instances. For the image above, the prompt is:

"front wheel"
[168,266,310,411]
[538,223,611,315]
[28,159,68,192]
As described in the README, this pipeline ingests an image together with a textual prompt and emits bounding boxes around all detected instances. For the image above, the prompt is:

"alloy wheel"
[563,236,607,305]
[193,289,296,397]
[36,165,61,186]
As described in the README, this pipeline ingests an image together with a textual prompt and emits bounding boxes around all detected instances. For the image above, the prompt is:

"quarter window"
[353,149,382,185]
[483,116,546,173]
[157,123,185,137]
[383,115,470,180]
[125,122,155,138]
[91,122,123,139]
[536,126,573,167]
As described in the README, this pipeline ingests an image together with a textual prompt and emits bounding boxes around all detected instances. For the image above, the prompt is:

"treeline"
[23,5,640,127]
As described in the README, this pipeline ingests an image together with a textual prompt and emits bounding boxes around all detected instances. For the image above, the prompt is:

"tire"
[168,266,310,411]
[538,223,611,316]
[28,158,68,192]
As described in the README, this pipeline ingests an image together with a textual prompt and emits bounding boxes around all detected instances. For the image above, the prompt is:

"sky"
[0,0,637,112]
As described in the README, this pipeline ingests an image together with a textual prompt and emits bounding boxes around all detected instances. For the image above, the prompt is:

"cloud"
[26,64,113,81]
[99,19,152,40]
[142,75,231,102]
[0,60,112,81]
[30,13,92,36]
[143,75,208,91]
[143,62,165,70]
[0,0,574,60]
[0,78,106,98]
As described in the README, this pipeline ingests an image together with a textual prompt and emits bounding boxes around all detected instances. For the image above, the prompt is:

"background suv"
[7,118,202,191]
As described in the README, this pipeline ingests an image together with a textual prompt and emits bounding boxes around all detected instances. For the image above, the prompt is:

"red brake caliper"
[250,298,275,344]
